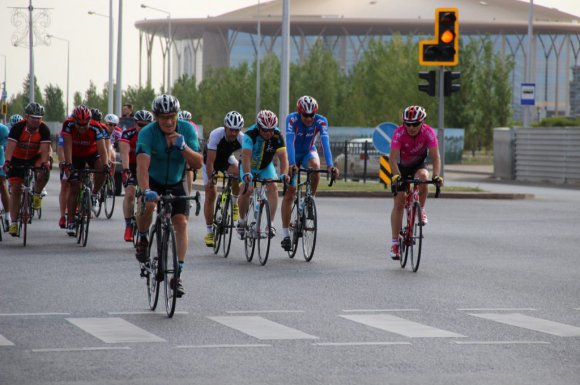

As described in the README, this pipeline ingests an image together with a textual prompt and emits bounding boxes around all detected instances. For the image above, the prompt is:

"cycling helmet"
[91,108,103,122]
[402,105,427,124]
[151,94,180,115]
[178,110,192,120]
[104,113,119,125]
[256,110,278,130]
[134,110,154,123]
[9,114,23,126]
[296,95,318,115]
[24,102,45,117]
[72,105,92,125]
[223,111,244,130]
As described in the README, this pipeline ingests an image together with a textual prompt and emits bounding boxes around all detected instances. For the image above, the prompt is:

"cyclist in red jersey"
[119,110,154,242]
[61,105,109,236]
[388,106,443,260]
[3,102,52,236]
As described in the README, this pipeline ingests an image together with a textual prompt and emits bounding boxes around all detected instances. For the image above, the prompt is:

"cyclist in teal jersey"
[135,94,203,297]
[237,110,290,238]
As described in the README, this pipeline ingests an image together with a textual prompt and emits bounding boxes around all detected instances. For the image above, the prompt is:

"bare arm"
[136,153,151,191]
[119,141,130,170]
[389,148,401,176]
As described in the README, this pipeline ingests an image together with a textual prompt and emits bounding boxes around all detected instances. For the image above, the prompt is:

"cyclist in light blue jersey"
[280,96,339,251]
[135,94,203,297]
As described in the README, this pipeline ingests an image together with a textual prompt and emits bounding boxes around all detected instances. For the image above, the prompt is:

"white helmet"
[151,94,180,115]
[104,113,119,125]
[224,111,244,130]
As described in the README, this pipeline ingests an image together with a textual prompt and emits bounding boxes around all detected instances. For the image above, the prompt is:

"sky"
[1,0,579,112]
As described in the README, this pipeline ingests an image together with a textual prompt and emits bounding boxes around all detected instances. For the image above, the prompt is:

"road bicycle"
[287,168,335,262]
[9,165,45,247]
[211,172,238,258]
[393,177,441,272]
[242,177,284,266]
[93,170,116,220]
[74,169,106,247]
[142,191,200,318]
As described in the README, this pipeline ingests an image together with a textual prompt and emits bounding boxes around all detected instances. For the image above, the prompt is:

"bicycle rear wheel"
[147,225,160,311]
[302,197,317,262]
[257,200,271,266]
[212,195,223,254]
[244,201,256,262]
[410,202,423,272]
[163,226,179,318]
[104,175,116,219]
[287,199,300,258]
[222,195,234,258]
[94,190,103,218]
[20,192,30,247]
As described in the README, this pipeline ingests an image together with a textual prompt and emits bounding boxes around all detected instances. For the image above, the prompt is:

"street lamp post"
[141,4,172,94]
[46,34,70,116]
[88,3,115,115]
[0,54,6,123]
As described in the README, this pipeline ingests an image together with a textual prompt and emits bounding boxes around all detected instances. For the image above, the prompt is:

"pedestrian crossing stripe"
[379,155,392,186]
[0,333,14,346]
[340,314,465,338]
[66,318,166,343]
[208,316,318,340]
[468,313,580,337]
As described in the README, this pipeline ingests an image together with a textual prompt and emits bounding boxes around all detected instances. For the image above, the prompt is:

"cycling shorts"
[289,152,320,187]
[149,178,190,217]
[202,155,238,186]
[239,162,277,184]
[398,162,427,180]
[69,153,100,182]
[7,156,40,182]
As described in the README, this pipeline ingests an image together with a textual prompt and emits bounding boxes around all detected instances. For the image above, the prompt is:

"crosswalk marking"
[314,341,412,347]
[175,344,272,349]
[458,308,537,312]
[225,310,305,314]
[66,318,166,343]
[451,341,550,345]
[0,312,71,317]
[208,316,318,340]
[342,309,420,313]
[0,334,14,346]
[469,313,580,337]
[32,347,131,353]
[340,314,466,338]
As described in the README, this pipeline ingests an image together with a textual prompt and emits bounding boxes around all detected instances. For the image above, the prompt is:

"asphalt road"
[0,176,579,385]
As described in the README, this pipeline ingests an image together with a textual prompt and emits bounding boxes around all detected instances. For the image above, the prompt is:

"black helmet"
[134,110,154,123]
[24,102,45,117]
[151,94,180,115]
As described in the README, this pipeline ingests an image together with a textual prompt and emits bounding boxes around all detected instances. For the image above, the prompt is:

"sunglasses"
[260,127,275,133]
[301,113,314,118]
[225,127,241,132]
[76,120,90,126]
[137,122,149,127]
[405,121,422,127]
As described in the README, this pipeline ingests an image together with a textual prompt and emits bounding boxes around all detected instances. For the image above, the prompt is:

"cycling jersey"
[203,127,244,171]
[181,119,200,137]
[136,120,200,185]
[7,120,52,160]
[119,128,139,166]
[109,126,122,145]
[391,123,438,168]
[285,112,333,167]
[0,124,9,176]
[242,124,286,171]
[61,118,104,158]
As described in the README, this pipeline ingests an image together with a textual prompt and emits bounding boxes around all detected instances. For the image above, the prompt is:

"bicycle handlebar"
[293,167,337,187]
[158,191,202,216]
[392,178,441,198]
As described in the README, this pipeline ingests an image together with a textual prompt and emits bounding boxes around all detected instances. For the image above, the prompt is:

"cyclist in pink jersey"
[388,105,443,260]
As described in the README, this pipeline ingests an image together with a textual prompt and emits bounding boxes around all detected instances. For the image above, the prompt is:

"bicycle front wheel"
[104,175,116,219]
[302,197,317,262]
[147,225,160,311]
[257,200,271,266]
[20,192,30,247]
[409,202,423,272]
[212,195,223,255]
[400,209,410,269]
[94,190,103,218]
[287,199,300,258]
[222,195,234,258]
[81,191,91,247]
[163,225,179,318]
[244,200,255,262]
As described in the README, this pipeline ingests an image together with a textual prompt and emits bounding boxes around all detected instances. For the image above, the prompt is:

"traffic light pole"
[438,66,445,178]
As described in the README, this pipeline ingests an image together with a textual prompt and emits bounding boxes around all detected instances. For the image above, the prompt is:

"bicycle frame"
[212,172,238,258]
[9,165,44,246]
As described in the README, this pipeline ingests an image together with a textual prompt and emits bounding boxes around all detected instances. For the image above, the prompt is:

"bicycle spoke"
[257,200,271,266]
[301,197,317,262]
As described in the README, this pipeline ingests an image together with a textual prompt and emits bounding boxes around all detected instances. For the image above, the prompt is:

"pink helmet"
[73,105,92,125]
[402,105,427,124]
[297,95,318,115]
[256,110,278,130]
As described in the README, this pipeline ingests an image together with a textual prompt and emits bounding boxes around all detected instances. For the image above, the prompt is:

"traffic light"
[444,71,461,96]
[418,71,436,97]
[1,103,7,115]
[419,8,459,66]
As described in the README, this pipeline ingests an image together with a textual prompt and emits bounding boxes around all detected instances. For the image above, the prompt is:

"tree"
[44,84,65,121]
[123,85,156,112]
[22,74,44,106]
[83,81,107,113]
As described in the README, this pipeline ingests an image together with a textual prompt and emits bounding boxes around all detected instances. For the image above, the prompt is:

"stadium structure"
[135,0,580,120]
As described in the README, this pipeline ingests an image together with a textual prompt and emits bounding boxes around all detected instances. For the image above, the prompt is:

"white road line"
[313,341,412,347]
[107,311,188,315]
[458,308,538,312]
[0,312,71,317]
[225,310,305,314]
[342,309,420,313]
[452,340,550,345]
[66,318,166,343]
[32,347,131,353]
[469,313,580,337]
[340,314,466,338]
[0,334,15,346]
[175,344,272,349]
[208,316,318,340]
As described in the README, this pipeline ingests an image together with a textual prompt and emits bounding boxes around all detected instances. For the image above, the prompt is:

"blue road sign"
[372,122,398,155]
[521,83,535,106]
